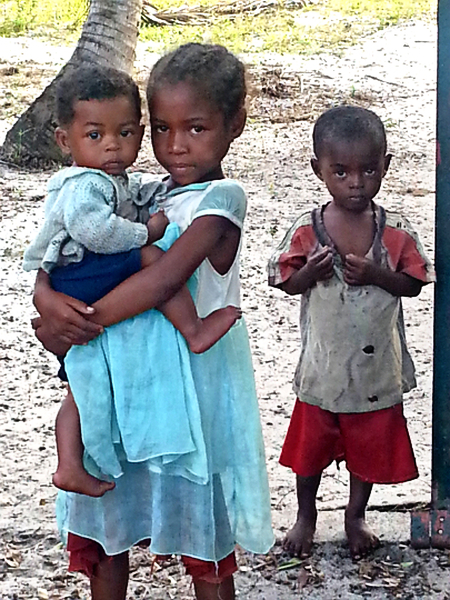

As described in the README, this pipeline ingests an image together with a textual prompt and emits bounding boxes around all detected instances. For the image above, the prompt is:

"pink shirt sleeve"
[383,220,435,284]
[268,216,319,287]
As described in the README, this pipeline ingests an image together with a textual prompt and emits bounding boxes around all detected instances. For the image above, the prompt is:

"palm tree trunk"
[1,0,143,168]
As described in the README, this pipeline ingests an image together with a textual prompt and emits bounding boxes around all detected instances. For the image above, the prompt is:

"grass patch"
[140,0,436,54]
[0,0,87,36]
[0,0,436,53]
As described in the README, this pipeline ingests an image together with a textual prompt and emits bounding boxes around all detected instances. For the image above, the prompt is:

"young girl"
[24,65,240,499]
[33,44,273,600]
[268,105,434,560]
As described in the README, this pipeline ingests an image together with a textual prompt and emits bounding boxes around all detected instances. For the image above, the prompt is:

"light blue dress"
[64,222,209,485]
[57,178,274,562]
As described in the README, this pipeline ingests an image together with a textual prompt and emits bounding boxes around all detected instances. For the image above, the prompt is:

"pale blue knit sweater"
[23,167,149,273]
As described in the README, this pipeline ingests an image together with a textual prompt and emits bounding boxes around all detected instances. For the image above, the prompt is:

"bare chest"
[323,212,375,258]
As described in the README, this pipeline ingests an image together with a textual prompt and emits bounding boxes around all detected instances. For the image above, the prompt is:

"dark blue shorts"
[51,249,142,380]
[51,249,142,305]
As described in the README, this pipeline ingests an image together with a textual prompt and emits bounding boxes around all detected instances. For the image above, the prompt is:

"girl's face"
[311,138,391,213]
[55,96,144,176]
[149,81,244,187]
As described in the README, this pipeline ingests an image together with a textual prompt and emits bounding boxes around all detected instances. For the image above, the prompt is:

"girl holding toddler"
[24,64,240,499]
[32,44,273,600]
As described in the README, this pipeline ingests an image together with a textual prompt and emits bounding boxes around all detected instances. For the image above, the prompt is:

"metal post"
[433,0,450,509]
[411,0,450,548]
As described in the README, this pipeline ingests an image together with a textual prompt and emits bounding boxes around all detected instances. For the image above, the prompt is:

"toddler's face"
[312,138,391,213]
[55,96,144,175]
[149,81,241,187]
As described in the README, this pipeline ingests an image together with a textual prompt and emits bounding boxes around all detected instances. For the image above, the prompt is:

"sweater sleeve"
[63,172,148,254]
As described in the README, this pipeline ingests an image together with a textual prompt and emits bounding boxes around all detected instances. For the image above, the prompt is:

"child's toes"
[282,519,315,557]
[346,518,379,560]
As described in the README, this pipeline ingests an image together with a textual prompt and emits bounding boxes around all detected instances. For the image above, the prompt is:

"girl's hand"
[34,289,103,350]
[32,318,72,356]
[344,254,376,286]
[306,247,334,283]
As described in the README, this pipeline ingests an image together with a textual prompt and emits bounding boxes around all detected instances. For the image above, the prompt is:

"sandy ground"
[0,18,443,599]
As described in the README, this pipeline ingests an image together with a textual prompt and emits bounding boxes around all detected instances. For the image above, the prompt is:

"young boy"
[268,105,434,559]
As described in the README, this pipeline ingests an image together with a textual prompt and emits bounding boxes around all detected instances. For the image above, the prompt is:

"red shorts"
[280,400,418,484]
[67,533,237,584]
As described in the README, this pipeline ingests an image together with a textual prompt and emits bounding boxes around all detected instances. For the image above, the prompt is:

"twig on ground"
[141,0,316,26]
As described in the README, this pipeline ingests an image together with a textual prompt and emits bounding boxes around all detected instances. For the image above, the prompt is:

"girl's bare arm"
[91,214,233,326]
[33,215,235,344]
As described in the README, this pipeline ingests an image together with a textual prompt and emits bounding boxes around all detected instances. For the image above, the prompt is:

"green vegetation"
[0,0,436,54]
[140,0,435,54]
[0,0,87,36]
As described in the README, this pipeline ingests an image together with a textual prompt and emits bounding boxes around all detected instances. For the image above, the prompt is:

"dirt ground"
[0,18,444,599]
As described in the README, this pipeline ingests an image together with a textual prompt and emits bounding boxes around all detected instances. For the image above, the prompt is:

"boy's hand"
[280,247,333,295]
[344,254,377,286]
[305,247,334,284]
[344,253,423,296]
[147,210,169,244]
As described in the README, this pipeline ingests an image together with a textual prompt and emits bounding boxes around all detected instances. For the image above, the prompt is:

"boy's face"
[311,138,391,213]
[55,96,144,175]
[149,81,245,187]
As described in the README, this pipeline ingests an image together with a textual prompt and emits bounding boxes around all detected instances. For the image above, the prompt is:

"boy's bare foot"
[53,467,115,497]
[344,512,380,560]
[187,306,242,354]
[282,510,317,557]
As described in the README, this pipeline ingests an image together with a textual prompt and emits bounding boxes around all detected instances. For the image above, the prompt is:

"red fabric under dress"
[67,533,237,583]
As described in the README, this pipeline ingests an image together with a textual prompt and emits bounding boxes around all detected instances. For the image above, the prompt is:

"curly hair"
[56,65,141,126]
[313,105,387,158]
[147,43,246,124]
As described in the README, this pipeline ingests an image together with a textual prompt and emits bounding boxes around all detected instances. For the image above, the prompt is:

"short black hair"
[56,65,141,126]
[147,43,246,124]
[313,105,387,158]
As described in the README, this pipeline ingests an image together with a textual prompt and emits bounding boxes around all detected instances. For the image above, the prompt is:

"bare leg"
[193,576,235,600]
[345,474,379,559]
[52,389,115,497]
[141,246,241,354]
[283,473,321,557]
[90,550,129,600]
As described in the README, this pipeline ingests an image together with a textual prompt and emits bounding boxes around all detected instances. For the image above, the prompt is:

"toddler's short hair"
[147,43,246,124]
[313,105,387,158]
[56,65,142,126]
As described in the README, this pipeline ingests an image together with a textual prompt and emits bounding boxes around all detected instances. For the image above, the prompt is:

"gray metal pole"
[433,0,450,511]
[411,1,450,548]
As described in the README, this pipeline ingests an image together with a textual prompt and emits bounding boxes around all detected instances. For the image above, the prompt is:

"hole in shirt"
[363,345,375,354]
[368,395,379,403]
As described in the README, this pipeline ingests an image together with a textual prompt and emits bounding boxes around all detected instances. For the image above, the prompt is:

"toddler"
[268,105,434,559]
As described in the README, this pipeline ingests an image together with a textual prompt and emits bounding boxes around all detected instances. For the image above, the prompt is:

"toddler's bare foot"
[53,466,115,497]
[345,512,380,560]
[282,510,317,558]
[187,306,242,354]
